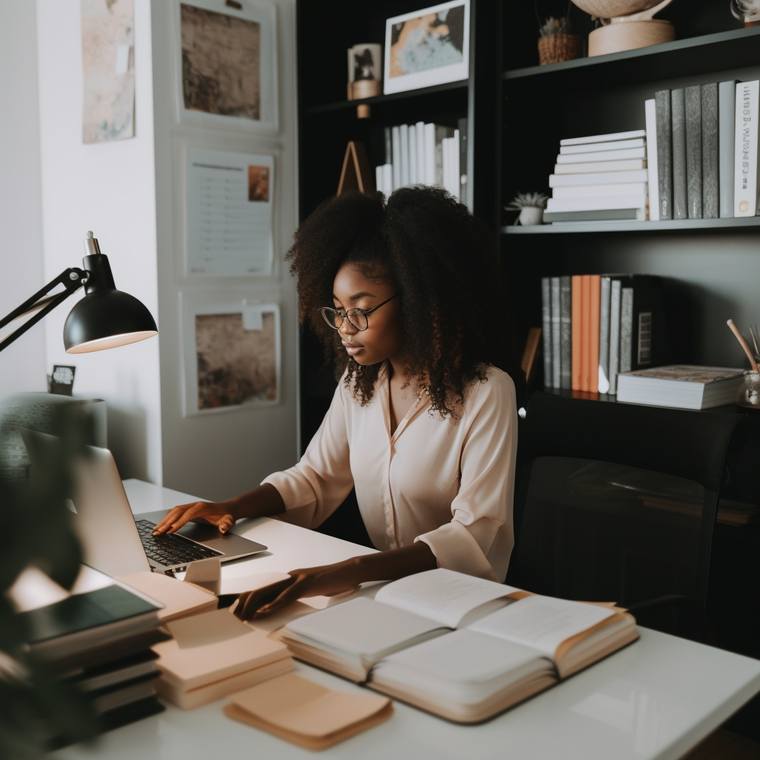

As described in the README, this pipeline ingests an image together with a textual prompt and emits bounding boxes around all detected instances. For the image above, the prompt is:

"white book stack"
[544,129,649,223]
[375,120,467,204]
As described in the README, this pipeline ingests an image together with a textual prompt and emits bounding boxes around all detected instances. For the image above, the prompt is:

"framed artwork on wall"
[181,294,281,416]
[173,0,278,133]
[383,0,469,95]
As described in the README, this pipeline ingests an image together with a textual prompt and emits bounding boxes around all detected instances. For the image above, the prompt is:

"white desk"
[52,480,760,760]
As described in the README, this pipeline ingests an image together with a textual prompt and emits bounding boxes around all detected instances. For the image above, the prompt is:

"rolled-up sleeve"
[415,371,517,582]
[262,381,354,529]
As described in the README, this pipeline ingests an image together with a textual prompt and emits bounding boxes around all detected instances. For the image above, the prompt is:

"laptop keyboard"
[135,519,222,567]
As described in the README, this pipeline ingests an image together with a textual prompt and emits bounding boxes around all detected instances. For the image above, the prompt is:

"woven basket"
[537,34,583,65]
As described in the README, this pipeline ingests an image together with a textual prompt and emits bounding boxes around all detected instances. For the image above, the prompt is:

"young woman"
[154,186,525,619]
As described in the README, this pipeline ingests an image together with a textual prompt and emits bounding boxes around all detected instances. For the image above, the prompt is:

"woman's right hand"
[152,500,236,536]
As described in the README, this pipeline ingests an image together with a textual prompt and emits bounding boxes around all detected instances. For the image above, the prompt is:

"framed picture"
[173,0,278,133]
[383,0,469,95]
[181,294,281,416]
[183,147,275,277]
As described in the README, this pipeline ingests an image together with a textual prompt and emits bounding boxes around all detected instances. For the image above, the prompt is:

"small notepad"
[224,672,392,750]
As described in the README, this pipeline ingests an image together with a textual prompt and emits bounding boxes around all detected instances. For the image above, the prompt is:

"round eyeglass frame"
[319,294,398,332]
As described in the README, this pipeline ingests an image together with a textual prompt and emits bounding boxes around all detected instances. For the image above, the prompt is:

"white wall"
[36,0,163,482]
[0,1,47,398]
[150,1,300,501]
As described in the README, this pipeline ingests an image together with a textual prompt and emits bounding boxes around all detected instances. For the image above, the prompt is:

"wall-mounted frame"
[383,0,469,95]
[184,147,275,277]
[173,0,278,133]
[181,293,281,417]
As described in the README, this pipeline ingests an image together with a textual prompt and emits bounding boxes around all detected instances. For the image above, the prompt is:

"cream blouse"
[263,363,517,582]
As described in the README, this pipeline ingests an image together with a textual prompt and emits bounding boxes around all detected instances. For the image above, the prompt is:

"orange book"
[571,275,582,391]
[580,275,591,392]
[588,275,601,394]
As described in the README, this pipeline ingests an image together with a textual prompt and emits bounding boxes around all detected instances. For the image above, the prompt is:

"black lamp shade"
[64,289,158,354]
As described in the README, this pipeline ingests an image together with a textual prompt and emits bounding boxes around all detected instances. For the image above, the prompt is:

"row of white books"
[544,78,760,224]
[374,119,467,203]
[544,130,650,223]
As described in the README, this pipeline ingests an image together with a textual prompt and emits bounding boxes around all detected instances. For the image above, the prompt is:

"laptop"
[22,429,267,577]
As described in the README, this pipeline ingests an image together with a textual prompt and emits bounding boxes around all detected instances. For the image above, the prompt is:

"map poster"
[185,148,275,277]
[174,0,278,133]
[81,0,135,143]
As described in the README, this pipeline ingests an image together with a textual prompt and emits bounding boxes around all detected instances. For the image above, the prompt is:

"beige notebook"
[116,571,217,622]
[224,673,392,750]
[152,609,291,692]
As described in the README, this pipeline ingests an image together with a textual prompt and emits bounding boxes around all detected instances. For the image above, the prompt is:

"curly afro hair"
[287,186,525,418]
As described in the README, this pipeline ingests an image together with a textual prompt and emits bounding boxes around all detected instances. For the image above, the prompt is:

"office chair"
[506,392,742,640]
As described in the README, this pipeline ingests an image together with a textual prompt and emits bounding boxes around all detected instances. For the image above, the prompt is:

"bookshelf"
[500,2,760,375]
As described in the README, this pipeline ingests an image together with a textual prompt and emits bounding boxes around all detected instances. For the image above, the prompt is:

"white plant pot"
[518,207,544,225]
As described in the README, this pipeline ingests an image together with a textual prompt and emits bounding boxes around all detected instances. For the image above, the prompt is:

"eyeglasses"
[319,294,398,331]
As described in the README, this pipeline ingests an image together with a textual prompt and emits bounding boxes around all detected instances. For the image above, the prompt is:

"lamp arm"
[0,267,87,353]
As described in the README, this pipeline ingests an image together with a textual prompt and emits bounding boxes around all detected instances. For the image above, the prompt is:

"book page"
[469,595,614,659]
[284,597,445,659]
[374,568,517,629]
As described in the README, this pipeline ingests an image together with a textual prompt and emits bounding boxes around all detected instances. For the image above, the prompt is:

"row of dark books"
[374,119,467,203]
[541,274,666,394]
[652,79,760,221]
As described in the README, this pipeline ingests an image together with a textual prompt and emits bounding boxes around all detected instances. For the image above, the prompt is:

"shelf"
[304,80,469,116]
[502,217,760,235]
[502,27,760,88]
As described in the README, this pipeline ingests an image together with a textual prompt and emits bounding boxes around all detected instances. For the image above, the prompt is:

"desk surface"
[52,480,760,760]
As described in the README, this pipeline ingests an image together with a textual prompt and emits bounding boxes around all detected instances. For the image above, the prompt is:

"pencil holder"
[736,370,760,409]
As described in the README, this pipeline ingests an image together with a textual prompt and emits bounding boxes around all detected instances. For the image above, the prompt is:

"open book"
[279,569,637,723]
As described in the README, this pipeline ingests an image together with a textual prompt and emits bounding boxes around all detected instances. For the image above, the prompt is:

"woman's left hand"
[233,559,361,620]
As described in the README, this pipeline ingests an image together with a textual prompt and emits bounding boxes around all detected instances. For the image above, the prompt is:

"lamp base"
[588,19,674,57]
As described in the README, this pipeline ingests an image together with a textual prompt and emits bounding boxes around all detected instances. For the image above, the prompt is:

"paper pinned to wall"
[186,148,274,277]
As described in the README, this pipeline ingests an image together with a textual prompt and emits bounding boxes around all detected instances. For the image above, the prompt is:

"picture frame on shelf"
[383,0,470,95]
[180,293,281,417]
[172,0,278,133]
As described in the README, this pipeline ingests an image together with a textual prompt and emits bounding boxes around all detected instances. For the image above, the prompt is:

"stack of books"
[544,129,649,223]
[151,608,293,709]
[374,118,467,203]
[651,79,760,221]
[18,584,169,735]
[541,273,667,394]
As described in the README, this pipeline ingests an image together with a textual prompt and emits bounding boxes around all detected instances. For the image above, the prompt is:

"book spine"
[559,137,646,154]
[619,287,633,374]
[375,165,384,195]
[541,277,552,389]
[671,88,688,220]
[458,116,468,203]
[560,275,572,390]
[552,183,648,199]
[399,124,410,187]
[608,279,622,394]
[549,169,649,187]
[581,275,591,393]
[645,98,660,221]
[384,126,393,165]
[382,164,392,196]
[718,80,737,218]
[598,276,611,394]
[685,84,703,219]
[702,82,719,219]
[415,121,426,186]
[553,159,647,174]
[546,195,647,212]
[550,277,561,389]
[408,124,418,185]
[560,129,646,146]
[734,79,760,217]
[392,126,401,191]
[556,147,647,163]
[655,89,672,220]
[571,275,582,391]
[589,275,601,394]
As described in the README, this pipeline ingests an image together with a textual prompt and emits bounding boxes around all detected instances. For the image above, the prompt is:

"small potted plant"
[506,192,549,226]
[538,16,583,64]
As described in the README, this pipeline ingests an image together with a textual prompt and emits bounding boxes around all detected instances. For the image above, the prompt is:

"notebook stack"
[18,584,169,736]
[544,129,649,223]
[151,608,294,709]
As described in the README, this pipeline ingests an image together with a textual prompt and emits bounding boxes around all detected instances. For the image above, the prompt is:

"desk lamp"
[0,231,158,354]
